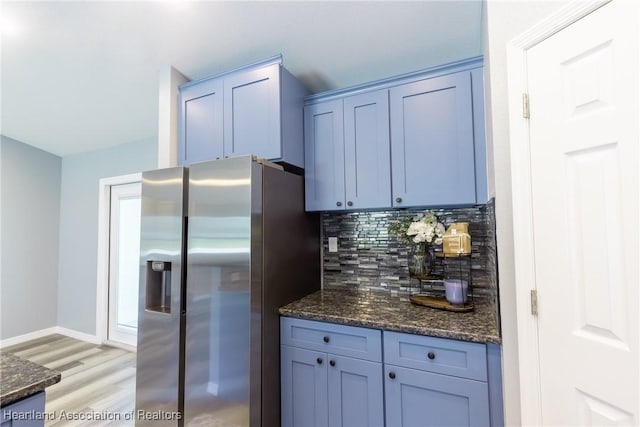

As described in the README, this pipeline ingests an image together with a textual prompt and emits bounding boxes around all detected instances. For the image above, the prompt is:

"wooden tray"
[409,294,474,312]
[409,273,443,281]
[435,252,470,258]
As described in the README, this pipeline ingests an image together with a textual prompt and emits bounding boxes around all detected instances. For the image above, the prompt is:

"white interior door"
[108,181,142,347]
[527,1,638,425]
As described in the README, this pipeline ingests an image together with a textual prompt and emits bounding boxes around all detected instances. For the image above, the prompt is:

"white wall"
[57,138,157,336]
[483,1,568,425]
[157,65,188,168]
[0,136,61,340]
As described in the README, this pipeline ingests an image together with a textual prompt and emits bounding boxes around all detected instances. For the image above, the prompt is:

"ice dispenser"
[146,261,172,313]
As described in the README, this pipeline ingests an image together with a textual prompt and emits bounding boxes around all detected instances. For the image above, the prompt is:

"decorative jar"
[409,246,435,278]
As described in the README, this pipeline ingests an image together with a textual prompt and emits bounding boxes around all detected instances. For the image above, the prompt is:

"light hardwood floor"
[4,335,136,426]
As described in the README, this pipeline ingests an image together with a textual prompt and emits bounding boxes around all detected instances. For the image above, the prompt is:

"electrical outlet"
[328,237,338,253]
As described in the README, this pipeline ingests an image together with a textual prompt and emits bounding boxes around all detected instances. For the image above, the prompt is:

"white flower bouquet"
[389,210,445,277]
[389,210,445,252]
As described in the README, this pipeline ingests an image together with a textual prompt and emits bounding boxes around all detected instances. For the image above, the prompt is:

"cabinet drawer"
[384,331,487,381]
[281,317,382,362]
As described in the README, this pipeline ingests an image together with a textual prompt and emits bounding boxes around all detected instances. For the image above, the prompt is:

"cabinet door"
[470,68,488,204]
[1,392,45,427]
[304,100,345,211]
[390,71,476,207]
[343,90,391,209]
[281,346,328,427]
[327,355,384,427]
[224,64,281,160]
[179,79,224,165]
[385,365,490,427]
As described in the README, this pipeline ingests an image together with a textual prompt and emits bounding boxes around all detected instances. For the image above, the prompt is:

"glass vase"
[409,246,433,278]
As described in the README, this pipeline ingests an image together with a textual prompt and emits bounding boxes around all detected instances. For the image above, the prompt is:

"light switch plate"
[328,237,338,253]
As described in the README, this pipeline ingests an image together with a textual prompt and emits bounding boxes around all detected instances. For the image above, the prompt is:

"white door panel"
[108,181,142,347]
[527,1,638,425]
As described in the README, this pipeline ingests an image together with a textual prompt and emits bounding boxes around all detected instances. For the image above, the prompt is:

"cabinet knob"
[317,357,323,365]
[336,201,342,207]
[329,360,336,367]
[323,336,330,343]
[395,197,402,203]
[427,352,436,360]
[388,371,396,379]
[347,201,353,207]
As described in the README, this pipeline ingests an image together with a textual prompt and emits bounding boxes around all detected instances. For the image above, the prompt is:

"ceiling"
[1,1,484,157]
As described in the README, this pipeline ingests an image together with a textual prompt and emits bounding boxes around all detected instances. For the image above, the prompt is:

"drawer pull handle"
[329,360,336,367]
[427,352,436,360]
[388,371,396,379]
[347,201,353,207]
[317,357,323,365]
[395,197,402,203]
[336,201,342,207]
[323,336,330,343]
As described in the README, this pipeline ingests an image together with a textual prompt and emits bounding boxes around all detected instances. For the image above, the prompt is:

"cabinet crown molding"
[305,55,483,104]
[180,53,283,89]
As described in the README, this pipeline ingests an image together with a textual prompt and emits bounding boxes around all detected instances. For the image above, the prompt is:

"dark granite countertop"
[0,351,61,407]
[280,288,501,344]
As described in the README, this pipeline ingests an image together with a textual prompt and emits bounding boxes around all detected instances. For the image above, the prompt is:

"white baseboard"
[0,326,100,348]
[55,327,100,345]
[104,339,136,353]
[0,327,59,348]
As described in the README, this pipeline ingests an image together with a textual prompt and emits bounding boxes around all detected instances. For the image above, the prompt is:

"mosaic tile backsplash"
[321,200,499,307]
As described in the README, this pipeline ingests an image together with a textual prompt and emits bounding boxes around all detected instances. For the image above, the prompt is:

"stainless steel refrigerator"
[135,155,320,427]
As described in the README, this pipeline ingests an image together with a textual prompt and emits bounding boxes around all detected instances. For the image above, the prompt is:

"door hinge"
[522,93,530,119]
[530,289,538,316]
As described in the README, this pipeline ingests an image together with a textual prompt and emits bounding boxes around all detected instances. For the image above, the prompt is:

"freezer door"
[184,156,256,426]
[135,167,187,426]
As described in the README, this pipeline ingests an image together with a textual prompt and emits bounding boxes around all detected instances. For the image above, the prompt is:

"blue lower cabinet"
[384,330,501,427]
[281,345,328,427]
[280,318,502,427]
[281,346,384,427]
[327,355,384,427]
[281,318,384,427]
[384,365,490,427]
[1,392,46,427]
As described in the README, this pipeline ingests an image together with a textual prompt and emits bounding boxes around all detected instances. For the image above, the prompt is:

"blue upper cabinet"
[304,100,345,211]
[471,68,488,204]
[303,57,488,211]
[343,90,391,210]
[178,55,308,167]
[179,79,224,165]
[390,71,476,208]
[304,90,391,211]
[223,64,280,161]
